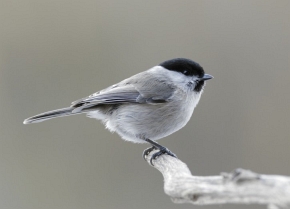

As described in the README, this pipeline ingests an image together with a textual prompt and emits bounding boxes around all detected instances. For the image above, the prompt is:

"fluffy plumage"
[24,58,212,144]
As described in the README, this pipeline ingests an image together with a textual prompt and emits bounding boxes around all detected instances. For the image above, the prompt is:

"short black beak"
[200,74,213,81]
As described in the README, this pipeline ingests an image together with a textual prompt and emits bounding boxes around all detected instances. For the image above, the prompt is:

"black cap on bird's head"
[159,58,213,92]
[160,58,205,77]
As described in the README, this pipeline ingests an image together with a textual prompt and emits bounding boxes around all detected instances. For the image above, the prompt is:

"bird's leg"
[143,138,177,166]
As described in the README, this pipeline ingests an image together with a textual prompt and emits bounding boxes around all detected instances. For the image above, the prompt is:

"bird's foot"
[143,138,177,166]
[150,147,177,166]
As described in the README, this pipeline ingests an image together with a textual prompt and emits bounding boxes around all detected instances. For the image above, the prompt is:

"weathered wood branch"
[145,150,290,209]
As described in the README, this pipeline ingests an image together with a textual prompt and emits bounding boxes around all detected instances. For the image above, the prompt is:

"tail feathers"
[23,107,79,124]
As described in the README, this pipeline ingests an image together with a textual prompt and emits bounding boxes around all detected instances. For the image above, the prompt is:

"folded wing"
[71,81,175,113]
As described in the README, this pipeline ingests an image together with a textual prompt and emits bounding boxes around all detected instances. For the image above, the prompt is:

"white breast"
[97,90,202,143]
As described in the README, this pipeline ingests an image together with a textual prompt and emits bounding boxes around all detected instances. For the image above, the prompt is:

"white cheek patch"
[166,70,199,92]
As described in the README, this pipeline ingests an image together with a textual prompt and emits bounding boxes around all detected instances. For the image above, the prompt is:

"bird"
[23,58,213,165]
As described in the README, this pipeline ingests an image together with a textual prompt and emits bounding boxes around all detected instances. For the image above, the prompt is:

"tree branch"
[145,150,290,209]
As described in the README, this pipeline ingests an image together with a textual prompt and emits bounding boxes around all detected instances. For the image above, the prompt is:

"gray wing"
[71,85,140,113]
[70,72,176,113]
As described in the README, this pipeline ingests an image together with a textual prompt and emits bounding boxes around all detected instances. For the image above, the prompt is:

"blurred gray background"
[1,0,289,209]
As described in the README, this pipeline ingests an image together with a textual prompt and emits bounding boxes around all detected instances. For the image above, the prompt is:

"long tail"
[23,107,81,124]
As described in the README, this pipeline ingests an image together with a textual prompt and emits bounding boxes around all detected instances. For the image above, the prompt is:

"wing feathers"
[70,75,175,113]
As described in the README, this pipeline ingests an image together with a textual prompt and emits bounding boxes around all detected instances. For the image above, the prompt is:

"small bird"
[24,58,213,165]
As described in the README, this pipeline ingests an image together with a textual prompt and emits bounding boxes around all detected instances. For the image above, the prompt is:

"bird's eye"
[183,70,188,75]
